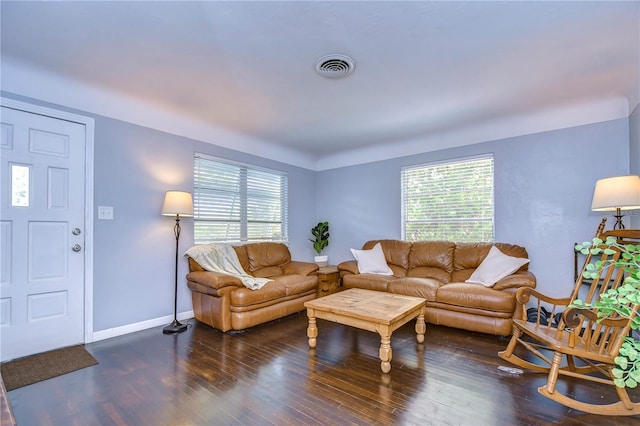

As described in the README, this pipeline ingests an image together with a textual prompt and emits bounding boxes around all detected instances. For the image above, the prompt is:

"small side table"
[316,265,341,297]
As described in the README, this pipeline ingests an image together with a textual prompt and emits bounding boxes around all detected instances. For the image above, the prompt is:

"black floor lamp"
[161,190,193,334]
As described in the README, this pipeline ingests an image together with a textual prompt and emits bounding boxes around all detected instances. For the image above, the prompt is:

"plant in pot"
[310,221,329,266]
[572,235,640,388]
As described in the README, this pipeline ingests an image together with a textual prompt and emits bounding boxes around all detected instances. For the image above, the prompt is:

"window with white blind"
[401,155,494,242]
[193,154,288,244]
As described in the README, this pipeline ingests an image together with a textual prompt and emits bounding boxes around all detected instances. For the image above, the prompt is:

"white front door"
[1,106,86,361]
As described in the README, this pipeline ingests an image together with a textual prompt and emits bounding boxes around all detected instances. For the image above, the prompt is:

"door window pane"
[11,164,30,207]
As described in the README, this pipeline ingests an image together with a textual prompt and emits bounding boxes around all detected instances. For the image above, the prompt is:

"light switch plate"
[98,205,114,220]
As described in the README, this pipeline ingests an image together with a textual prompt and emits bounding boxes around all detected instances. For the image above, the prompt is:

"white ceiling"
[1,1,639,170]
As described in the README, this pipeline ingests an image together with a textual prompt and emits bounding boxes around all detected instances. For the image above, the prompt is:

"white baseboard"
[90,310,195,342]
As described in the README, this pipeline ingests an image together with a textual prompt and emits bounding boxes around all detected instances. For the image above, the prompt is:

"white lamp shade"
[161,191,194,216]
[591,175,640,211]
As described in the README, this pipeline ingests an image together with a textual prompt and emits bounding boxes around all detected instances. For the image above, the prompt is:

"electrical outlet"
[98,206,114,220]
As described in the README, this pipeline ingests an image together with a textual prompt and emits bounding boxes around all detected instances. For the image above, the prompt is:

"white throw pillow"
[466,246,529,287]
[350,243,393,275]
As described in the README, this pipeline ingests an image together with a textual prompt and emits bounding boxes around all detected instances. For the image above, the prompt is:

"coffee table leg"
[307,310,318,348]
[380,335,392,373]
[415,311,426,344]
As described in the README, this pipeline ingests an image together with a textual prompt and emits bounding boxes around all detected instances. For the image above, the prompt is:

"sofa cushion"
[409,241,455,273]
[350,243,393,275]
[388,277,441,302]
[453,242,494,272]
[245,243,291,273]
[492,271,536,291]
[232,245,251,273]
[277,275,318,296]
[230,281,285,307]
[494,243,530,270]
[407,267,451,283]
[436,283,516,313]
[452,242,529,282]
[363,239,411,271]
[465,246,530,287]
[343,273,393,292]
[230,275,316,307]
[252,266,285,278]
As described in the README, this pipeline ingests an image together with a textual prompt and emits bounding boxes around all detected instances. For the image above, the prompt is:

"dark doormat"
[1,345,98,391]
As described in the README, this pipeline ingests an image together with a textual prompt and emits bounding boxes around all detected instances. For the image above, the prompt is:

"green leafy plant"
[572,236,640,388]
[310,221,330,255]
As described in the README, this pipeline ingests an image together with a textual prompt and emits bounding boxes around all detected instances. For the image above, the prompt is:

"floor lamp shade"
[591,175,640,229]
[161,191,194,217]
[162,190,193,334]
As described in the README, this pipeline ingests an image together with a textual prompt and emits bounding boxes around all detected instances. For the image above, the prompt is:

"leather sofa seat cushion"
[230,275,317,307]
[387,277,441,302]
[343,273,393,292]
[451,268,474,283]
[407,267,451,283]
[252,266,285,278]
[436,283,515,313]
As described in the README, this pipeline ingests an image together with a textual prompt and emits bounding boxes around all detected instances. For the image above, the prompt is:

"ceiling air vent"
[315,54,355,79]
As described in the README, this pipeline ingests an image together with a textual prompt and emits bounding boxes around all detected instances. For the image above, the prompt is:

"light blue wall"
[2,90,633,330]
[317,119,630,298]
[630,103,640,229]
[1,91,316,332]
[93,119,315,331]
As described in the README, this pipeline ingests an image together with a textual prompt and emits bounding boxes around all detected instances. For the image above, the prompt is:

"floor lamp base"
[163,320,188,334]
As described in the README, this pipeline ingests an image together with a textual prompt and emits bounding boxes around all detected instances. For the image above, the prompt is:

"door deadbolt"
[72,228,82,235]
[72,244,82,252]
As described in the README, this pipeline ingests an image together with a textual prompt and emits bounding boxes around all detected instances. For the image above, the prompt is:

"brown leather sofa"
[338,240,536,336]
[186,242,318,331]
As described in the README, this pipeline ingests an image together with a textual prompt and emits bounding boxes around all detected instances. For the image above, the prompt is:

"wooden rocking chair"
[498,223,640,416]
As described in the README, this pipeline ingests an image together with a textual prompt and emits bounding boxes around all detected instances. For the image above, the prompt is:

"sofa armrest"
[283,261,319,276]
[492,271,536,291]
[337,260,359,275]
[186,271,244,291]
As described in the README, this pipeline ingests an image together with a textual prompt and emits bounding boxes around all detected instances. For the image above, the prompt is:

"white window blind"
[194,154,288,244]
[401,155,494,242]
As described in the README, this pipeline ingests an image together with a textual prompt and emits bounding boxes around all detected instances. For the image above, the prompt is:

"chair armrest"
[563,307,631,329]
[186,271,243,291]
[283,261,319,276]
[514,286,572,306]
[514,287,573,326]
[492,271,536,291]
[338,260,359,275]
[562,307,632,349]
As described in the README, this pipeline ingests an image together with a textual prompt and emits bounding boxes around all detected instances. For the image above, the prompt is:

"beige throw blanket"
[184,243,271,290]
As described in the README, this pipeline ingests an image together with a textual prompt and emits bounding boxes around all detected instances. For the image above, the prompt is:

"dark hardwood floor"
[6,312,640,425]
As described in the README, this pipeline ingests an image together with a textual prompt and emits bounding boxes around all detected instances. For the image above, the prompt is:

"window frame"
[193,153,288,245]
[401,154,495,243]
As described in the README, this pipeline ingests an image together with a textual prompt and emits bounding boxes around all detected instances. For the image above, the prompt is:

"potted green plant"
[572,235,640,388]
[310,221,330,266]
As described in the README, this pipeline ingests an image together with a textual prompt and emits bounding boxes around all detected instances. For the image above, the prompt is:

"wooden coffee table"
[304,288,426,373]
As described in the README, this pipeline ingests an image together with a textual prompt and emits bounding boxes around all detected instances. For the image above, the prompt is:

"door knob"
[72,228,82,235]
[72,244,82,252]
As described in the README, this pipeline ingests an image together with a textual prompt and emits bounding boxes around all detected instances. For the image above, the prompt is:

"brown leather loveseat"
[186,242,318,331]
[338,240,536,336]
